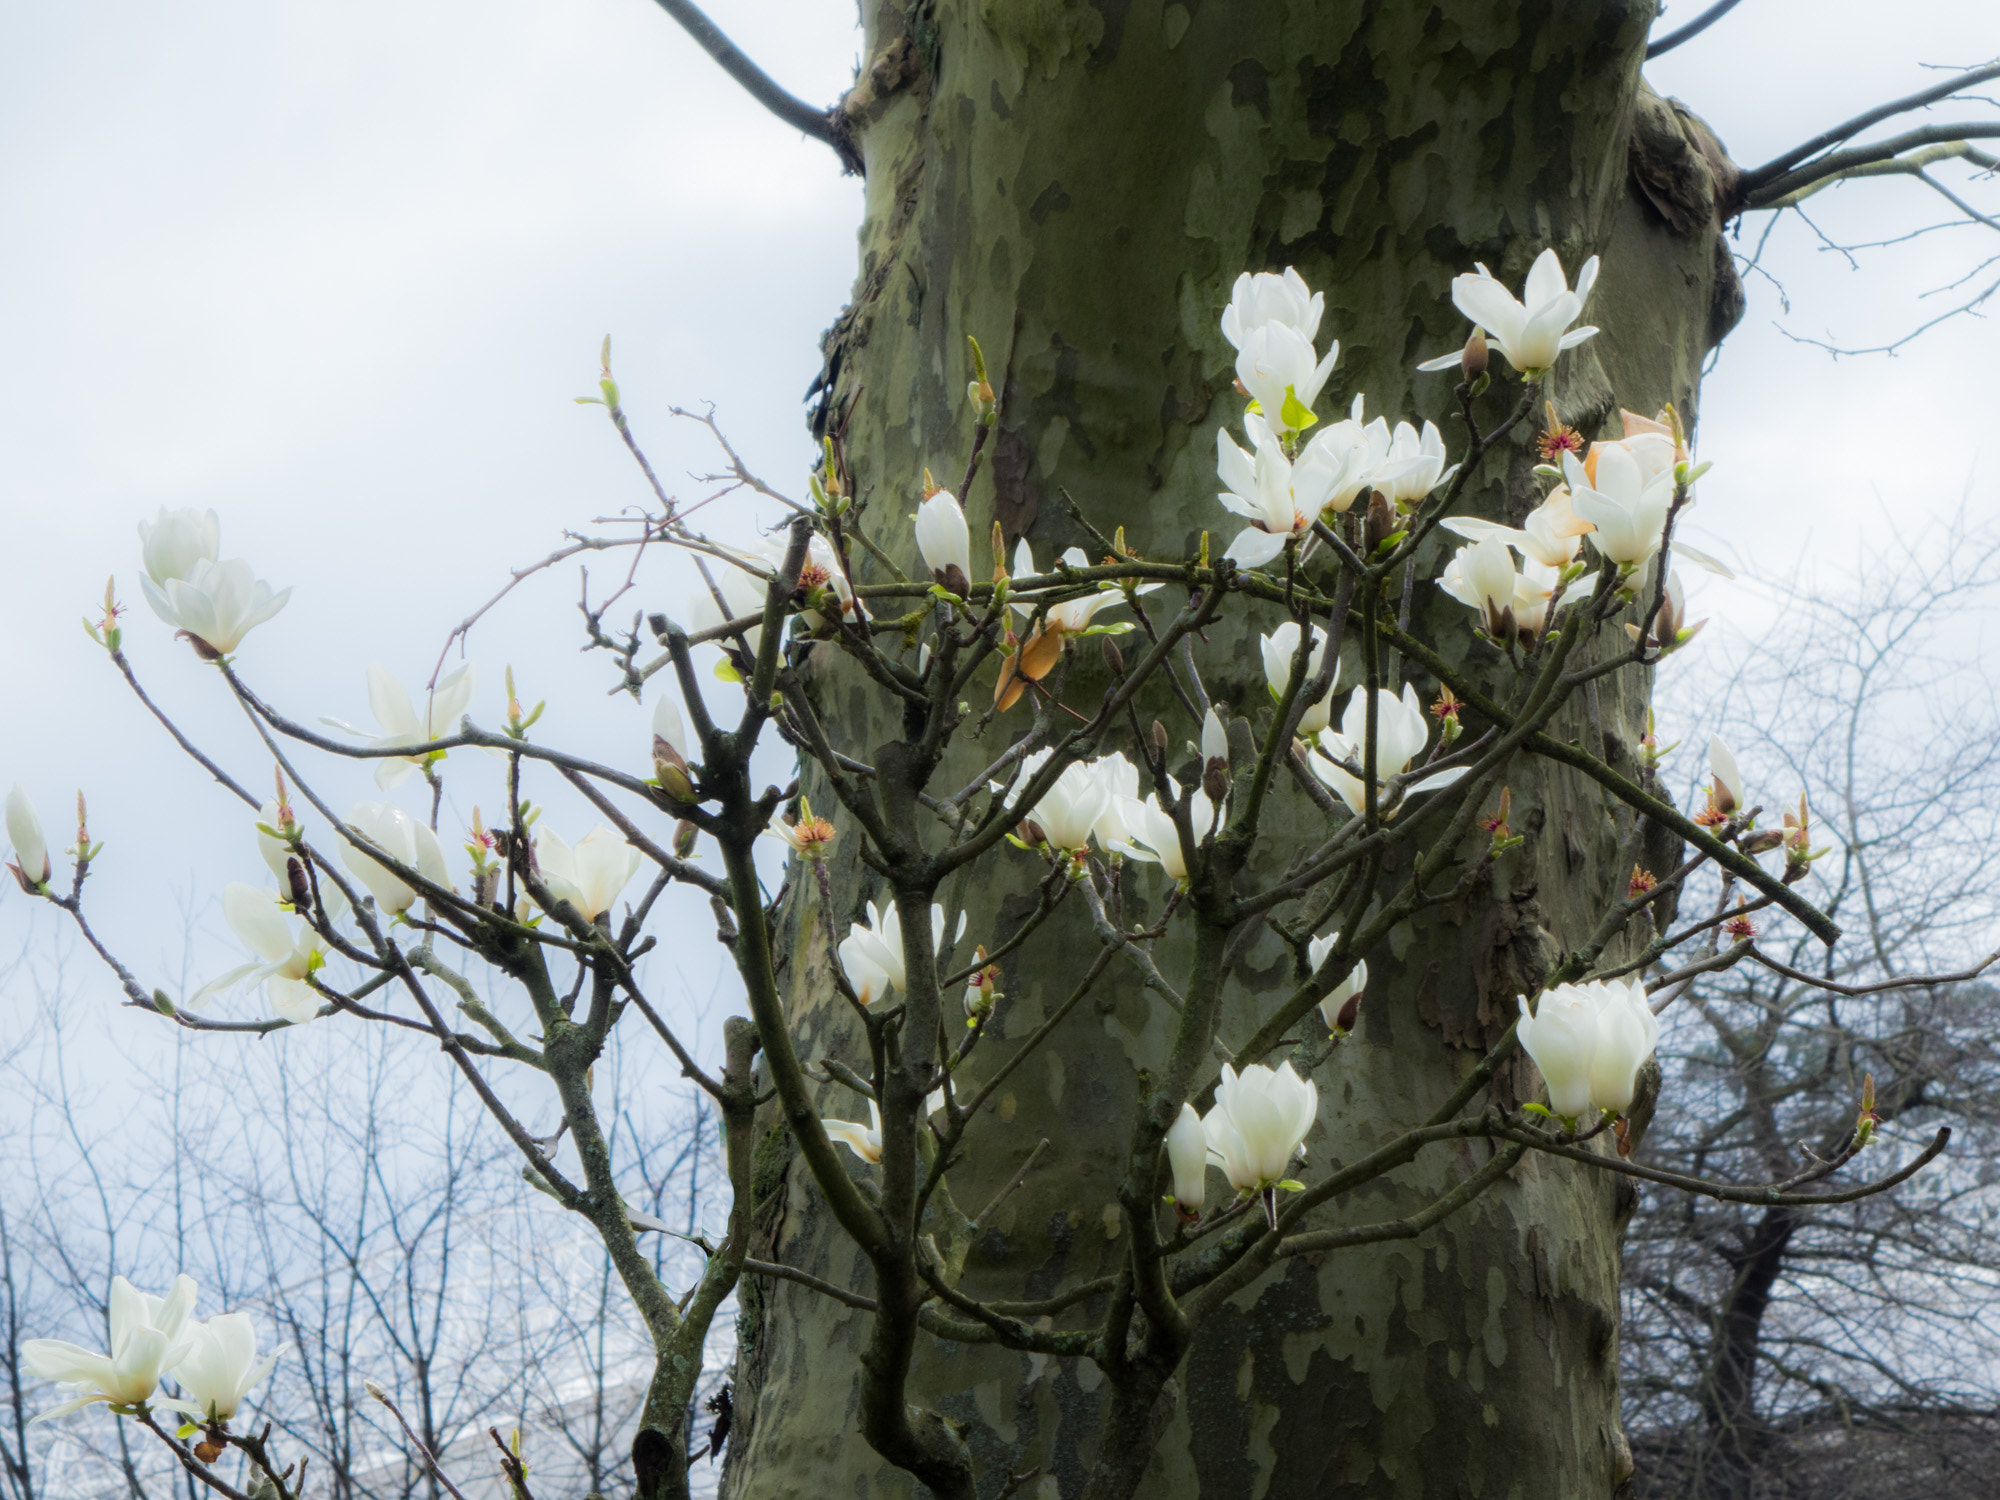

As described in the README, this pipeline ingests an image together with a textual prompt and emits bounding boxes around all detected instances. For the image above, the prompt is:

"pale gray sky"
[0,0,1993,1036]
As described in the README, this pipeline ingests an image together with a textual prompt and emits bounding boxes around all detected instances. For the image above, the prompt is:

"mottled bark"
[726,3,1741,1495]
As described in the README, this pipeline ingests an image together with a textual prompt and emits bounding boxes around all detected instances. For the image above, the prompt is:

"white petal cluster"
[1203,1062,1318,1193]
[6,785,50,890]
[20,1275,197,1421]
[825,1099,884,1163]
[1117,782,1217,883]
[1308,932,1368,1032]
[915,489,972,590]
[1222,271,1338,443]
[1164,1103,1209,1215]
[1561,446,1675,570]
[1442,487,1588,571]
[342,802,451,916]
[1215,415,1368,568]
[1163,1062,1319,1221]
[150,559,293,656]
[824,1089,947,1165]
[1708,735,1746,816]
[20,1276,280,1426]
[174,1314,282,1423]
[1516,978,1660,1118]
[1418,248,1600,377]
[689,561,768,654]
[137,508,289,656]
[1005,748,1149,855]
[534,825,641,922]
[838,900,967,1006]
[1010,539,1159,632]
[1306,684,1464,816]
[189,882,345,1024]
[1260,623,1338,736]
[321,664,477,789]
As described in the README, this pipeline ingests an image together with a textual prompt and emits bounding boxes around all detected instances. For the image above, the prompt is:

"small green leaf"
[1278,386,1319,433]
[1274,1178,1306,1192]
[713,658,743,684]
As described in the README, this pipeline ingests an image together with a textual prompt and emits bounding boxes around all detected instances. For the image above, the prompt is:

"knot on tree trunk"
[1628,86,1748,348]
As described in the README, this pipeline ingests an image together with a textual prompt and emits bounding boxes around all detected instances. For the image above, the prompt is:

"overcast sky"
[0,0,1994,1056]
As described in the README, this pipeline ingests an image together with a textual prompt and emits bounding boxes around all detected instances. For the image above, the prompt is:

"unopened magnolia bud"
[1202,760,1230,804]
[1101,637,1125,676]
[286,854,314,911]
[1150,720,1169,763]
[364,1379,388,1402]
[674,819,699,859]
[1460,327,1489,382]
[1740,829,1783,856]
[1363,491,1395,554]
[1332,990,1362,1035]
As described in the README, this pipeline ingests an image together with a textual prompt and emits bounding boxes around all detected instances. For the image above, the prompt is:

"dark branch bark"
[1645,0,1746,61]
[1738,62,2000,196]
[647,0,857,170]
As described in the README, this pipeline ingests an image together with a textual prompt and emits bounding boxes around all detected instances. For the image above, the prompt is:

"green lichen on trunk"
[723,2,1739,1494]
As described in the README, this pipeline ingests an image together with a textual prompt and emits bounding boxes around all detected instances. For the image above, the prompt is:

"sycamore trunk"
[720,2,1740,1495]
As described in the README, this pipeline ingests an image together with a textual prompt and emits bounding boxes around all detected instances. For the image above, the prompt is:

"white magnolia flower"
[1234,323,1339,441]
[1260,623,1339,736]
[20,1274,199,1422]
[1220,268,1323,351]
[1373,420,1452,507]
[1216,415,1366,568]
[535,825,641,922]
[1437,536,1520,637]
[1165,1102,1209,1216]
[1119,784,1216,883]
[6,785,50,890]
[689,561,768,654]
[1009,749,1112,853]
[1589,979,1662,1115]
[1010,539,1158,632]
[838,900,965,1005]
[190,882,343,1024]
[915,489,972,590]
[825,1100,884,1163]
[1441,485,1589,569]
[823,1092,946,1164]
[1308,933,1368,1032]
[1201,707,1228,767]
[1203,1062,1318,1193]
[652,697,689,763]
[137,507,221,623]
[1517,978,1659,1118]
[174,1313,281,1424]
[321,664,476,790]
[1308,684,1465,816]
[341,802,451,916]
[793,533,864,629]
[1307,397,1397,514]
[1561,448,1673,569]
[1089,752,1143,852]
[1511,559,1566,638]
[1709,735,1745,816]
[1418,248,1600,377]
[150,558,291,656]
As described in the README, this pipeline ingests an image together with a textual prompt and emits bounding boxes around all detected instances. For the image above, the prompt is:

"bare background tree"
[0,957,731,1500]
[1624,514,2000,1497]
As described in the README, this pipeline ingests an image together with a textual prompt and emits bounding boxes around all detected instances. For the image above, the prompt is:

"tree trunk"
[1693,1207,1798,1500]
[726,2,1742,1495]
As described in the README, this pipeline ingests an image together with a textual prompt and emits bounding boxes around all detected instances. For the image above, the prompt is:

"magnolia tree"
[7,236,1989,1500]
[15,4,2000,1496]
